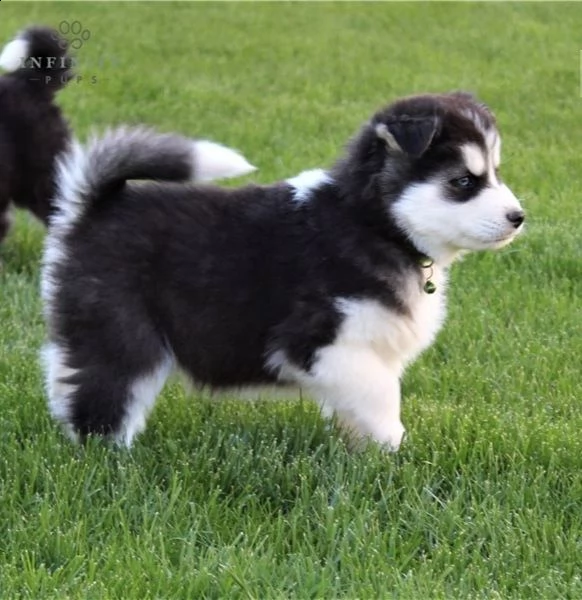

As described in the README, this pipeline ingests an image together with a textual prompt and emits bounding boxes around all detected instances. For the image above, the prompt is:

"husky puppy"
[0,26,74,243]
[41,92,524,450]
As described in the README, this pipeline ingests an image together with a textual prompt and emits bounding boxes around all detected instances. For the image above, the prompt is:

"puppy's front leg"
[306,346,405,451]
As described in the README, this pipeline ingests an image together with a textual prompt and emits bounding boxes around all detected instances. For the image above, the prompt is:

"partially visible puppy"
[41,92,524,451]
[0,25,256,249]
[0,26,74,243]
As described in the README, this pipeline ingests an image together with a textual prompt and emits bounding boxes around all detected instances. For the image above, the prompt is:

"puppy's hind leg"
[299,345,405,451]
[42,341,173,447]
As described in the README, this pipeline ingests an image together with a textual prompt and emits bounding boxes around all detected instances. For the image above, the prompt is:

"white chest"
[335,268,448,373]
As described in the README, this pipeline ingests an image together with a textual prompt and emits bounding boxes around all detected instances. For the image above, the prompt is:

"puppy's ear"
[375,116,438,158]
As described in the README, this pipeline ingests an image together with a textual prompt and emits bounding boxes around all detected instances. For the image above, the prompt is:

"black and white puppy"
[0,26,73,243]
[42,92,525,450]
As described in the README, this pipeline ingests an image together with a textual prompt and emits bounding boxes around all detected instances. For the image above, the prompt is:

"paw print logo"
[53,20,91,50]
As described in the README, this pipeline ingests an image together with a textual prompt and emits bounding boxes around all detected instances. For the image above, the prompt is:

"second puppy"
[0,26,73,243]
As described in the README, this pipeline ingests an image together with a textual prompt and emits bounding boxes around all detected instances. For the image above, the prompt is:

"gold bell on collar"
[419,256,436,294]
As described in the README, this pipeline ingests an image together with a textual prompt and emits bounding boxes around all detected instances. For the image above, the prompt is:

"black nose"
[506,210,525,228]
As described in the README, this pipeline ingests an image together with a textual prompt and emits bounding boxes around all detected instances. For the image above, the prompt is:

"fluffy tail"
[54,126,256,216]
[0,25,73,91]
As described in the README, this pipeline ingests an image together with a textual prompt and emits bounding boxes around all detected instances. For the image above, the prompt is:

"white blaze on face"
[460,129,501,187]
[460,142,487,177]
[487,129,501,170]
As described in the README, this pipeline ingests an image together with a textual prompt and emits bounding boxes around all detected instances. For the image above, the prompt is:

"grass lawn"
[1,2,581,598]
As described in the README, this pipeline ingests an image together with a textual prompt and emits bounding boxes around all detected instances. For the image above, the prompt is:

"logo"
[21,20,119,85]
[52,20,91,51]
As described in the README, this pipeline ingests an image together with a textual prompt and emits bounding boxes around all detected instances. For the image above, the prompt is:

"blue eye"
[451,175,477,189]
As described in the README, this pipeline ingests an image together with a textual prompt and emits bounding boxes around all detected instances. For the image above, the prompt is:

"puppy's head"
[345,92,524,261]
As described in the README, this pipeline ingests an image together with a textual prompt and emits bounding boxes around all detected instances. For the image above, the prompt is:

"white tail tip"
[0,38,29,72]
[192,140,257,182]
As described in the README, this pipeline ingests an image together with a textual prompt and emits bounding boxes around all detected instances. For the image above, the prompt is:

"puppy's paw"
[331,413,406,453]
[376,420,406,452]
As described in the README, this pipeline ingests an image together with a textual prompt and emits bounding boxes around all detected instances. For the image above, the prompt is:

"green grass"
[1,2,581,598]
